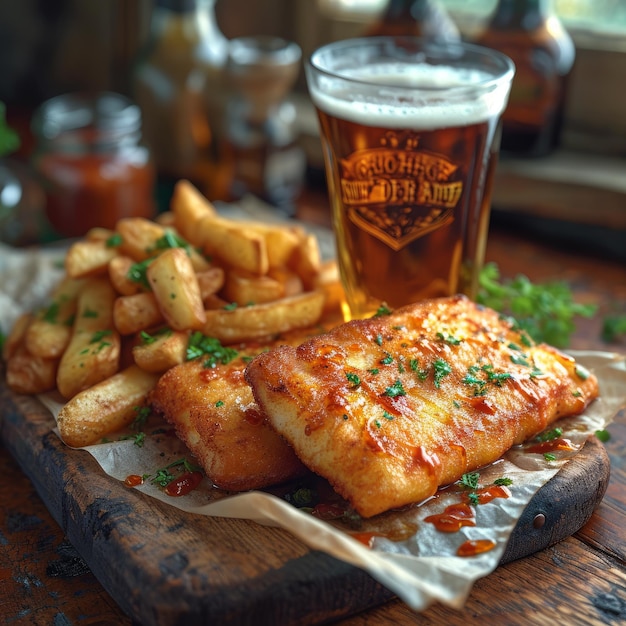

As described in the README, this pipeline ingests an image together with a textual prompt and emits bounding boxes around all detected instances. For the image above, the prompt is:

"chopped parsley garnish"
[83,308,99,318]
[368,368,380,375]
[223,302,238,311]
[493,477,513,487]
[215,400,224,407]
[595,429,611,442]
[140,327,172,345]
[575,365,590,380]
[127,258,154,289]
[345,372,361,388]
[382,410,394,420]
[510,353,530,367]
[106,233,123,247]
[131,406,151,430]
[186,332,239,367]
[42,302,60,323]
[461,472,480,490]
[467,492,480,506]
[433,359,451,388]
[148,458,201,488]
[543,452,557,462]
[375,334,383,346]
[373,304,392,317]
[380,352,394,365]
[537,427,562,442]
[436,332,461,346]
[148,231,191,254]
[90,329,112,344]
[383,379,406,398]
[120,432,145,447]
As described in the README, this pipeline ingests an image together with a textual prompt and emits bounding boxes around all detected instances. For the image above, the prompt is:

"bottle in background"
[132,0,229,206]
[364,0,460,41]
[474,0,575,157]
[222,36,306,216]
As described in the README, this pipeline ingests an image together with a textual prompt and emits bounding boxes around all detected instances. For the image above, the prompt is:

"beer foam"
[309,63,509,130]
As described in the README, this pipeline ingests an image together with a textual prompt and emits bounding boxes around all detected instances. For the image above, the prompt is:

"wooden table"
[1,203,625,625]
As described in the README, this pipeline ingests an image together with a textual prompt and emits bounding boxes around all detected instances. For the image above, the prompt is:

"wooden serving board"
[0,380,610,626]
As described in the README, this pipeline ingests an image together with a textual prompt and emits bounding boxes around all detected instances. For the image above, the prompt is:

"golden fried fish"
[149,329,325,491]
[245,295,599,517]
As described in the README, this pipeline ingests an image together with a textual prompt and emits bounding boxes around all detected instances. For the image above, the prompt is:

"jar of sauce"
[31,92,155,239]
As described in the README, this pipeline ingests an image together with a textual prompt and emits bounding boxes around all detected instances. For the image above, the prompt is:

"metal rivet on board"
[533,513,546,529]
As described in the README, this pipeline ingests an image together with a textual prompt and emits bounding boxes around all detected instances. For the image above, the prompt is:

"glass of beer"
[305,37,514,320]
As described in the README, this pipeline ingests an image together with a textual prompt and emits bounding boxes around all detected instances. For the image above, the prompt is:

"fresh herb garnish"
[383,380,406,398]
[346,372,361,387]
[42,302,60,323]
[373,304,392,317]
[106,233,123,248]
[131,406,151,431]
[186,332,239,367]
[477,262,597,348]
[148,458,201,488]
[537,427,562,442]
[461,472,480,490]
[127,258,154,289]
[433,359,451,388]
[493,477,513,487]
[595,429,611,442]
[543,452,557,462]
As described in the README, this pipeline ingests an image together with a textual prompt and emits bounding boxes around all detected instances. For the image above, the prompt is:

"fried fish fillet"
[245,295,599,517]
[149,330,325,491]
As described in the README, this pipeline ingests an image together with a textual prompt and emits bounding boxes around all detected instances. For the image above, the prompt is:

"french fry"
[57,278,121,399]
[267,267,304,298]
[25,277,86,359]
[263,224,307,268]
[201,290,326,344]
[6,342,58,395]
[155,211,176,227]
[288,232,321,290]
[222,269,285,305]
[113,292,164,335]
[65,240,118,278]
[57,365,160,447]
[109,255,145,296]
[85,227,115,242]
[3,313,33,361]
[170,179,217,246]
[147,248,206,331]
[196,267,225,302]
[197,214,269,275]
[117,217,166,261]
[132,329,189,373]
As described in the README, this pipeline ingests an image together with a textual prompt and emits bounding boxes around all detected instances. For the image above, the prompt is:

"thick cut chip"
[245,295,600,518]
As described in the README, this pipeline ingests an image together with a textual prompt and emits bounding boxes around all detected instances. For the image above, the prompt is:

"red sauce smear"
[457,539,497,557]
[525,437,576,454]
[124,474,144,487]
[351,531,384,549]
[164,471,203,497]
[462,484,512,505]
[424,502,476,533]
[311,503,347,520]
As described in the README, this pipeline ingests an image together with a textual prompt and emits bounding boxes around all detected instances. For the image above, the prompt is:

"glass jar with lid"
[31,92,155,239]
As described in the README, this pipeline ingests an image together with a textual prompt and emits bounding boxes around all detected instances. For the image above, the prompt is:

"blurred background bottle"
[132,0,229,209]
[474,0,575,157]
[30,92,155,239]
[364,0,460,41]
[222,36,305,215]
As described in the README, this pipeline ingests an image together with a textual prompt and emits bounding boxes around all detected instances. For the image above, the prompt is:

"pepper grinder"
[222,36,305,215]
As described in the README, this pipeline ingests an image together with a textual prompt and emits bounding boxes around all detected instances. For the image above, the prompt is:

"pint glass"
[305,37,514,320]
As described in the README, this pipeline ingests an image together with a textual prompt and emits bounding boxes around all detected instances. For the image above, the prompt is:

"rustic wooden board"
[0,380,610,626]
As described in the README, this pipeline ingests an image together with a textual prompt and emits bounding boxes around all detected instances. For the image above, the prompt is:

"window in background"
[318,0,626,35]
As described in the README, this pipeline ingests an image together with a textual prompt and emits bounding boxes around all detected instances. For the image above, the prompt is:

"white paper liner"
[38,351,626,613]
[3,204,624,612]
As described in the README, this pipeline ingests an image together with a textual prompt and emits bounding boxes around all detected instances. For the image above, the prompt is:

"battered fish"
[245,295,599,517]
[149,330,324,491]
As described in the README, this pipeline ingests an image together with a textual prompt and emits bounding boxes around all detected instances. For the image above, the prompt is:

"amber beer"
[306,37,514,319]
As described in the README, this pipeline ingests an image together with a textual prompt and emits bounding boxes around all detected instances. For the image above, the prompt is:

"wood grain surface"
[2,213,626,625]
[0,364,614,625]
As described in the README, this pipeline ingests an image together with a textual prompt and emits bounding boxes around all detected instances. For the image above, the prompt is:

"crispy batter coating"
[245,295,599,517]
[149,329,326,491]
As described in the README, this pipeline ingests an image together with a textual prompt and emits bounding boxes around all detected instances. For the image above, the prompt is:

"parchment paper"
[37,351,626,612]
[2,207,625,613]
